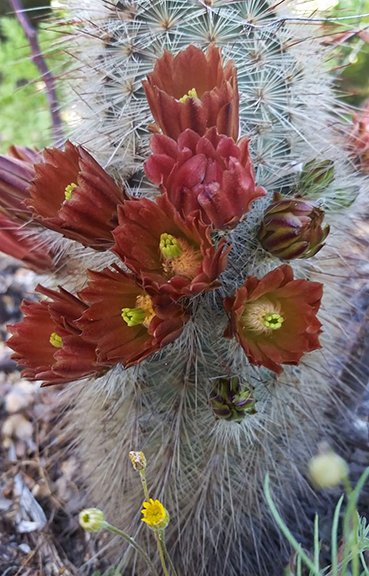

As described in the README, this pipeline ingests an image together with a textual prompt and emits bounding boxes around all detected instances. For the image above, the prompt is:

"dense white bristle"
[43,1,369,573]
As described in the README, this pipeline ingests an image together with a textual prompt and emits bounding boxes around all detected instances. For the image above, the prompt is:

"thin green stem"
[313,514,320,571]
[264,475,320,576]
[162,539,179,576]
[140,469,150,501]
[331,495,344,576]
[105,523,159,576]
[341,469,369,576]
[155,530,170,576]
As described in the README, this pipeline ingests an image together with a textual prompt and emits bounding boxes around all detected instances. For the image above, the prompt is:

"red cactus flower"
[27,141,128,250]
[143,44,239,140]
[145,127,265,229]
[77,266,188,367]
[7,285,104,386]
[225,265,323,374]
[348,103,369,173]
[0,214,54,272]
[0,146,40,221]
[113,195,229,298]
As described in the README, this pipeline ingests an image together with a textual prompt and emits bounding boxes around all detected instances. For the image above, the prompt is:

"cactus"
[3,1,369,574]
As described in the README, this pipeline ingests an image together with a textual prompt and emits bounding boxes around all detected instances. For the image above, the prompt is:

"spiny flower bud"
[79,508,106,532]
[308,450,349,489]
[258,196,329,260]
[129,450,147,471]
[209,377,256,422]
[298,159,334,196]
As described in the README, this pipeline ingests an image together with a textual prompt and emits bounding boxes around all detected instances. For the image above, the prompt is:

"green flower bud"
[258,196,329,260]
[308,451,349,489]
[79,508,106,532]
[209,377,256,422]
[299,159,335,197]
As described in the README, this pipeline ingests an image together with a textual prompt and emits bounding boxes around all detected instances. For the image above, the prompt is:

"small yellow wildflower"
[79,508,106,532]
[141,499,169,530]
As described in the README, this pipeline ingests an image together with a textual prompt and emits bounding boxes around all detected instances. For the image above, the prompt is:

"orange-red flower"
[0,214,54,272]
[7,285,104,385]
[77,266,188,367]
[26,141,128,249]
[224,265,323,374]
[113,195,229,298]
[145,128,265,229]
[143,45,239,140]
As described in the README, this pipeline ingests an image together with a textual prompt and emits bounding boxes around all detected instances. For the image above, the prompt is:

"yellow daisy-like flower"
[141,499,169,530]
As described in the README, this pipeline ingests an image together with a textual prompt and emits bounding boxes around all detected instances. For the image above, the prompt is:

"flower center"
[178,87,198,103]
[64,182,77,201]
[159,233,201,279]
[241,298,284,335]
[121,295,155,328]
[49,332,63,348]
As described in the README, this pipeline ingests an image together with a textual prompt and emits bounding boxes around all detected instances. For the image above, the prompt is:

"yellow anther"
[178,88,198,103]
[49,332,63,348]
[64,182,77,201]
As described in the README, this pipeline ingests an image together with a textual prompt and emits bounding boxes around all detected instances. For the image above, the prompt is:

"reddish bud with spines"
[145,127,265,230]
[258,196,329,260]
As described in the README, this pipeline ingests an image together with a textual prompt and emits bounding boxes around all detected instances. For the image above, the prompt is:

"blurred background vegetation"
[0,0,369,153]
[0,1,65,153]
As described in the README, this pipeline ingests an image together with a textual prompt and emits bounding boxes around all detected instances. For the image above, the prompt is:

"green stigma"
[178,88,198,103]
[49,332,63,348]
[121,307,146,327]
[159,233,183,260]
[262,313,284,330]
[64,182,77,201]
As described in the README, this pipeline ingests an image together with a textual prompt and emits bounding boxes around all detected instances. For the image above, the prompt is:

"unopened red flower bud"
[258,196,329,260]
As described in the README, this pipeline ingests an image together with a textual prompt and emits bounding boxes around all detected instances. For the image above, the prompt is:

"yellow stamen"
[160,233,201,279]
[49,332,63,348]
[242,298,284,335]
[135,295,155,328]
[121,295,155,328]
[64,182,77,201]
[178,87,198,103]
